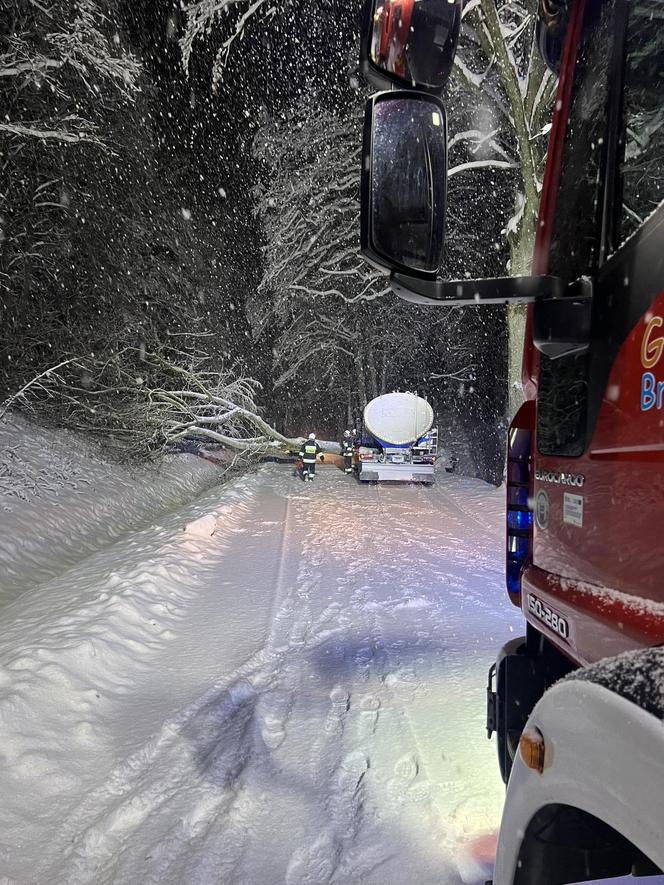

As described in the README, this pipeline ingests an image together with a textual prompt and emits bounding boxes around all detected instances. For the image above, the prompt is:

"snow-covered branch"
[0,57,62,78]
[0,121,105,146]
[181,0,258,72]
[211,0,275,85]
[0,358,84,420]
[429,365,476,382]
[448,159,516,177]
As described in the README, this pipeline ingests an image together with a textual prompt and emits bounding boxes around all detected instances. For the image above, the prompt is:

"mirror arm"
[390,273,565,305]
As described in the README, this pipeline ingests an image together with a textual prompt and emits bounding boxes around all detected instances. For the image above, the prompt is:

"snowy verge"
[0,414,230,602]
[0,464,274,881]
[434,464,505,538]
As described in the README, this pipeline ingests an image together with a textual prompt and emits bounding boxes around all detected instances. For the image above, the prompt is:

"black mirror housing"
[535,0,570,74]
[360,91,448,280]
[360,0,462,93]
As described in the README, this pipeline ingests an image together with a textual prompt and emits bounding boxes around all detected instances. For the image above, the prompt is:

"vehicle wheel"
[514,804,646,885]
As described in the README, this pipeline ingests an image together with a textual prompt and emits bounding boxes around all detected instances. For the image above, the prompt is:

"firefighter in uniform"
[341,430,354,474]
[300,433,322,481]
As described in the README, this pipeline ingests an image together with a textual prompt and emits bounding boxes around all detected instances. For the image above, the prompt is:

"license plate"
[391,456,404,463]
[526,593,570,640]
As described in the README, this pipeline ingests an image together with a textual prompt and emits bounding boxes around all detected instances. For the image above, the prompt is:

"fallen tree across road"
[0,346,309,461]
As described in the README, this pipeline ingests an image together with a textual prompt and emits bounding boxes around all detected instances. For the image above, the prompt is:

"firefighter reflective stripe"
[302,443,318,463]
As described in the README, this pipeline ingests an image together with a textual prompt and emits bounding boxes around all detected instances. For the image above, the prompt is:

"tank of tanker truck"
[355,392,437,483]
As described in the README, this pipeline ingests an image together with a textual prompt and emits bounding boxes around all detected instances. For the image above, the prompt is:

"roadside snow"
[0,415,223,602]
[0,439,514,885]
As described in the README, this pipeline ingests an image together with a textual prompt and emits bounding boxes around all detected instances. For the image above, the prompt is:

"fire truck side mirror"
[536,0,571,74]
[360,91,447,279]
[360,0,462,93]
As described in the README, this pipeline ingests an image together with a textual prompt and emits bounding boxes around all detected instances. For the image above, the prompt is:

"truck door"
[526,0,664,662]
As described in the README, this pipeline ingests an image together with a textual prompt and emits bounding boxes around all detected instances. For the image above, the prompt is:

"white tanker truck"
[354,392,438,484]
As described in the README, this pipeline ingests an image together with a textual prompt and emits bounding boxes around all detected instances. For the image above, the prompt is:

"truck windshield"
[618,0,664,242]
[538,0,616,457]
[547,0,615,283]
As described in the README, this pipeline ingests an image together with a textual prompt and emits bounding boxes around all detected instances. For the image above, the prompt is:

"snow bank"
[433,466,505,537]
[0,458,270,882]
[0,414,225,602]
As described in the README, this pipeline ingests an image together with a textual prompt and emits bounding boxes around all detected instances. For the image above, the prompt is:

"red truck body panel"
[514,0,664,665]
[524,288,664,664]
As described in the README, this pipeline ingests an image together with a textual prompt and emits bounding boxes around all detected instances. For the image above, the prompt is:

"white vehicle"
[355,392,437,483]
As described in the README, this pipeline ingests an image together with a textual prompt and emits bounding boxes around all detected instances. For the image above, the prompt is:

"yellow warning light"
[519,727,546,774]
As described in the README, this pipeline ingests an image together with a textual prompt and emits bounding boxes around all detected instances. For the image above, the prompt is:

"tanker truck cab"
[357,0,664,880]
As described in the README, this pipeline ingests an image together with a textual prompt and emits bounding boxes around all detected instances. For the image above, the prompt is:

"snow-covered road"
[0,455,517,884]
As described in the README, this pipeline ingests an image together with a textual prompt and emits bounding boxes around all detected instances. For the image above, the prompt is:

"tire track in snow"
[42,472,356,884]
[263,494,296,652]
[31,478,300,884]
[282,479,459,883]
[12,467,507,884]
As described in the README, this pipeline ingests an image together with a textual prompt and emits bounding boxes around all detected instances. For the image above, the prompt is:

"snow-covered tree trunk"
[454,0,555,418]
[354,353,368,410]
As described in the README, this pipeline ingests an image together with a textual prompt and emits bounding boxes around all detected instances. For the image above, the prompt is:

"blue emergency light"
[506,427,533,597]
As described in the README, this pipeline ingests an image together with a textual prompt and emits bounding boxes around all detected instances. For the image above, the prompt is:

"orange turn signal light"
[519,727,545,774]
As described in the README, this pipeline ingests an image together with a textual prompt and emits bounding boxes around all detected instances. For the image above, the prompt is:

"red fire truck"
[370,0,414,78]
[360,0,664,881]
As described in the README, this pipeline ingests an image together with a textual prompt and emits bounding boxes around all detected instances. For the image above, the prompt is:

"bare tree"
[1,0,140,145]
[251,97,388,416]
[1,0,142,397]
